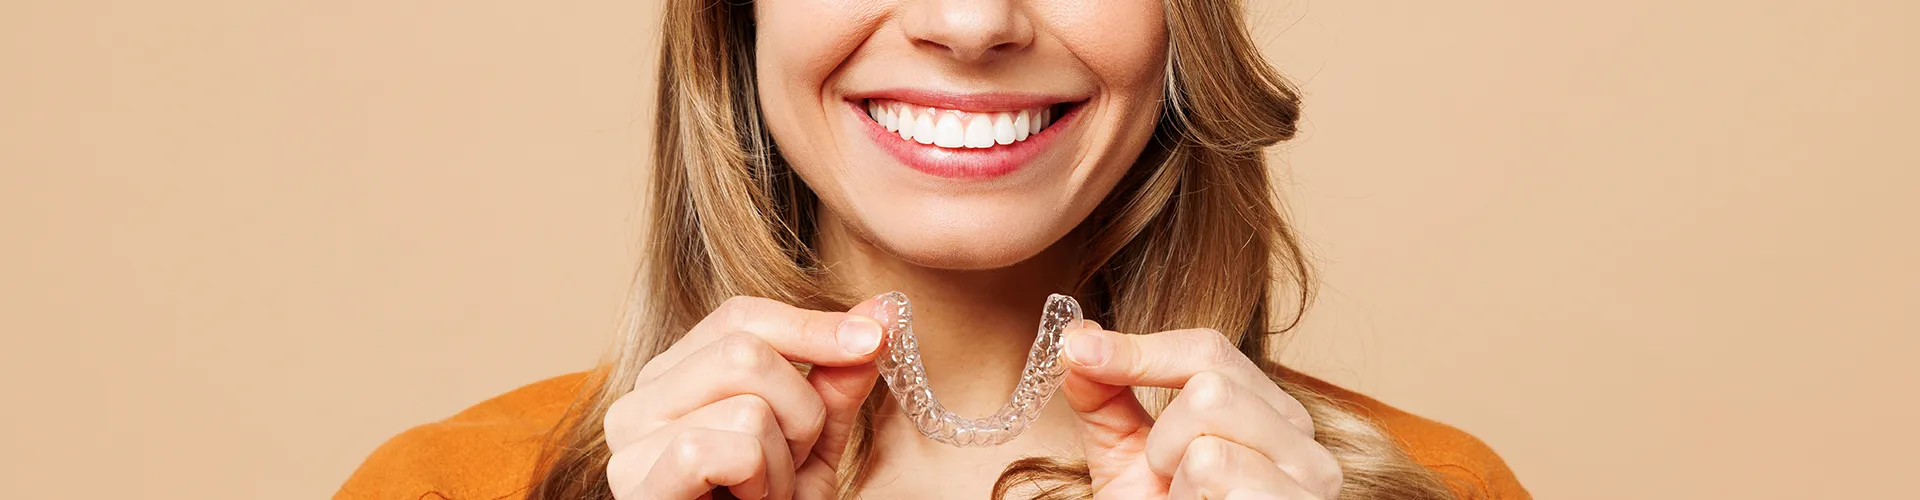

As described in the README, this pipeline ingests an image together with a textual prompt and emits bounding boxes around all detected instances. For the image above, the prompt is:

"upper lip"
[845,88,1087,112]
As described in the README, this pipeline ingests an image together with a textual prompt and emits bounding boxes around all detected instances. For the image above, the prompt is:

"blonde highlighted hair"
[526,1,1458,499]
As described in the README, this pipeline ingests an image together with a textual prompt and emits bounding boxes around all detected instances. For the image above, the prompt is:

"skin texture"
[601,1,1344,499]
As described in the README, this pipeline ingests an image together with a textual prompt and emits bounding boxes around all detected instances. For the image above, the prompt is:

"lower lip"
[851,101,1077,180]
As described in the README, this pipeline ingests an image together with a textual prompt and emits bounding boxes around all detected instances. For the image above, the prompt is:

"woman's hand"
[1061,325,1344,500]
[603,296,888,500]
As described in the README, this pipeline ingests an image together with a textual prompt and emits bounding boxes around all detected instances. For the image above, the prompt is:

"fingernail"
[837,318,882,356]
[1067,331,1109,367]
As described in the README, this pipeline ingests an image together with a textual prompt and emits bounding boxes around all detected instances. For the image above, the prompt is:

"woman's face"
[754,0,1168,270]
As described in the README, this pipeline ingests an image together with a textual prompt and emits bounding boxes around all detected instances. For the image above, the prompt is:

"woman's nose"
[898,0,1035,63]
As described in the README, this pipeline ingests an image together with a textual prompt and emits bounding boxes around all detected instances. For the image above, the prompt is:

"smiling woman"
[335,1,1525,499]
[755,0,1167,270]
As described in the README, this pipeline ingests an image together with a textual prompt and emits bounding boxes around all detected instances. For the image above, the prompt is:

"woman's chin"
[852,227,1055,271]
[883,240,1047,271]
[823,198,1084,271]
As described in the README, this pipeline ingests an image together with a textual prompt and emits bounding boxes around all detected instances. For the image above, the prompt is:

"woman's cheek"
[753,1,889,181]
[753,0,887,105]
[1040,0,1167,90]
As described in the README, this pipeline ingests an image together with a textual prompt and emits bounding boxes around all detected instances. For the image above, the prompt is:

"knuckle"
[718,294,752,312]
[718,295,768,328]
[1307,444,1344,487]
[1288,410,1319,438]
[636,356,666,377]
[716,333,779,374]
[1191,328,1238,365]
[1181,436,1232,473]
[669,433,710,467]
[689,431,761,473]
[1280,444,1345,498]
[1181,371,1234,411]
[723,395,777,434]
[604,448,644,491]
[1313,446,1347,494]
[602,396,635,444]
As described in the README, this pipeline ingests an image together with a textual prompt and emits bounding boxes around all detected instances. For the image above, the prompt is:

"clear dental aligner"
[871,291,1085,447]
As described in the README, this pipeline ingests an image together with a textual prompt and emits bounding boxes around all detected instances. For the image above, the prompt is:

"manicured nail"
[837,318,882,356]
[1067,331,1109,367]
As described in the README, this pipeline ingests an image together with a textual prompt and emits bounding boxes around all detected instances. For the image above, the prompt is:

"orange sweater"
[337,371,1529,499]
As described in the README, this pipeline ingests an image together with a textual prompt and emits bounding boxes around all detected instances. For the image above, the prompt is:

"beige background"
[3,0,1915,498]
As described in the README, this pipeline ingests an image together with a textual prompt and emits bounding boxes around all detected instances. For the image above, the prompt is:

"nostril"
[899,1,1034,63]
[913,36,1027,62]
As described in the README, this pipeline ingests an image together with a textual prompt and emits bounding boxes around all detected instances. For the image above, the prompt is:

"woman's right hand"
[603,296,888,500]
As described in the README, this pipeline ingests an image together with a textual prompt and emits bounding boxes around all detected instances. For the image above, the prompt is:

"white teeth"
[913,113,936,144]
[992,113,1016,145]
[964,115,994,148]
[934,114,965,148]
[870,99,1055,150]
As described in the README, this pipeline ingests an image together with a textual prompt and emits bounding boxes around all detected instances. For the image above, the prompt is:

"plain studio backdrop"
[3,1,1915,498]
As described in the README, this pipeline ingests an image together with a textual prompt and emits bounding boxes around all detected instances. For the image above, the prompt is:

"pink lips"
[848,89,1082,180]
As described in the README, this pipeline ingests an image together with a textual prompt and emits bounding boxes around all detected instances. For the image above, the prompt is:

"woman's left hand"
[1059,325,1344,500]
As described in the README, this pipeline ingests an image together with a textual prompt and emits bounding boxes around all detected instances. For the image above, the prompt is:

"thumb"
[1060,325,1156,487]
[802,364,879,470]
[795,297,887,497]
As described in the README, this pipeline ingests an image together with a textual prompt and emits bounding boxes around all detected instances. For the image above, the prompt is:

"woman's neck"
[814,211,1082,418]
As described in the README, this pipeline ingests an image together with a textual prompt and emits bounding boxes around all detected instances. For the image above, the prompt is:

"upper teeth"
[866,99,1054,149]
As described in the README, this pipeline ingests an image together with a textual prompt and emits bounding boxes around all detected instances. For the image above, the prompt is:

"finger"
[799,297,888,478]
[1056,328,1157,489]
[801,361,880,467]
[602,394,791,500]
[700,395,798,500]
[641,296,886,381]
[1167,436,1319,500]
[1064,327,1256,388]
[1145,372,1337,490]
[793,364,877,499]
[613,395,797,500]
[1063,327,1313,434]
[624,428,769,500]
[608,333,824,465]
[795,298,888,498]
[1061,365,1154,435]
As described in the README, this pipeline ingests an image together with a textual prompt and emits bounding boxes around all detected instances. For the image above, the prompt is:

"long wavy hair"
[526,1,1458,499]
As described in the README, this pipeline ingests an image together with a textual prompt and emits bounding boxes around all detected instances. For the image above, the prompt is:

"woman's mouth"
[849,92,1082,180]
[863,99,1058,149]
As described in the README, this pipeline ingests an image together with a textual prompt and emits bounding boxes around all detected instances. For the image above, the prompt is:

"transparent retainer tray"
[871,291,1084,447]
